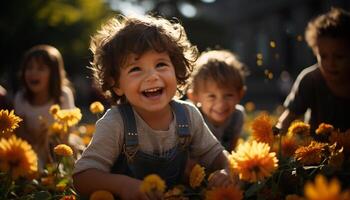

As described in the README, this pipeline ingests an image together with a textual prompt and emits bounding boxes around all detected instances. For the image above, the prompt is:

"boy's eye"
[156,62,168,68]
[128,66,141,73]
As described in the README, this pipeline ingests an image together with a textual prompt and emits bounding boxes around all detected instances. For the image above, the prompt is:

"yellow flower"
[294,141,326,165]
[90,101,105,114]
[205,185,243,200]
[288,121,310,135]
[316,123,334,135]
[0,135,38,180]
[304,175,342,200]
[56,182,67,192]
[55,108,82,127]
[0,110,22,135]
[230,141,278,183]
[54,144,73,157]
[251,113,274,145]
[140,174,166,194]
[90,190,114,200]
[60,195,76,200]
[244,102,255,112]
[50,122,64,135]
[49,104,60,115]
[189,164,205,188]
[281,133,299,157]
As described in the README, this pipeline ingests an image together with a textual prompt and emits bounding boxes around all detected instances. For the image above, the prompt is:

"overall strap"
[170,101,191,148]
[118,103,139,162]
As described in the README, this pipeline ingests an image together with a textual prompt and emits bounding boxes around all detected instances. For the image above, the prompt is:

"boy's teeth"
[144,88,160,92]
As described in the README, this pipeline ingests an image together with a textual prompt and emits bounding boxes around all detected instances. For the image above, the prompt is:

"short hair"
[90,15,198,104]
[20,44,71,105]
[190,50,248,94]
[305,7,350,49]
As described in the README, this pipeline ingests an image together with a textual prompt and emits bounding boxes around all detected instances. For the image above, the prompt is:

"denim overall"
[110,101,191,187]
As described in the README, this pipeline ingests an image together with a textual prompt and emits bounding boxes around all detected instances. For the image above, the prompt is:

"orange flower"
[60,195,76,200]
[316,123,334,135]
[294,141,326,165]
[140,174,166,194]
[90,101,105,114]
[251,113,274,145]
[230,141,278,182]
[0,110,22,135]
[304,175,342,200]
[288,121,310,135]
[205,185,243,200]
[54,144,73,157]
[0,135,38,180]
[189,164,205,188]
[49,104,60,115]
[281,133,299,157]
[329,130,350,155]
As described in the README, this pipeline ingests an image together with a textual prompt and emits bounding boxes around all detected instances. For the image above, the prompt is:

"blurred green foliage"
[0,0,114,84]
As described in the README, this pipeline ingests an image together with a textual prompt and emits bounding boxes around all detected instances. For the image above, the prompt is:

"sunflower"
[189,164,205,188]
[0,110,22,135]
[304,175,342,200]
[54,144,73,157]
[205,185,243,200]
[49,104,60,115]
[294,141,326,165]
[54,108,82,127]
[288,121,310,136]
[316,123,334,135]
[229,141,278,183]
[90,101,105,114]
[0,135,38,180]
[251,113,274,145]
[140,174,166,194]
[90,190,114,200]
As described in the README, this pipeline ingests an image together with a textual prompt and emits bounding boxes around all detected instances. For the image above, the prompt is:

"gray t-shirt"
[73,100,224,175]
[203,104,245,151]
[284,64,350,133]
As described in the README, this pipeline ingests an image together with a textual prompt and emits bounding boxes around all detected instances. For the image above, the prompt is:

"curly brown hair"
[189,50,248,94]
[305,7,350,50]
[90,15,198,104]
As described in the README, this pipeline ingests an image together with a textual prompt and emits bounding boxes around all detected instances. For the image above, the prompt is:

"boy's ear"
[186,88,197,103]
[112,86,124,96]
[238,87,246,100]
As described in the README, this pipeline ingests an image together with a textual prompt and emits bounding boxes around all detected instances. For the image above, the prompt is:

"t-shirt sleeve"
[284,67,314,115]
[186,103,225,167]
[232,104,245,137]
[73,109,123,174]
[61,86,75,109]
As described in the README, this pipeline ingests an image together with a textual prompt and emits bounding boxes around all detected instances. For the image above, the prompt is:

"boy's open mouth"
[142,87,163,97]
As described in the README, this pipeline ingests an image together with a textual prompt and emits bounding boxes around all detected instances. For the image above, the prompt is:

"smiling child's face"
[24,58,50,95]
[316,37,350,84]
[114,50,177,114]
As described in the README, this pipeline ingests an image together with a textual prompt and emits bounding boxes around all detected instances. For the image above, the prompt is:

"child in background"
[14,44,75,168]
[275,8,350,138]
[73,15,233,198]
[187,50,247,151]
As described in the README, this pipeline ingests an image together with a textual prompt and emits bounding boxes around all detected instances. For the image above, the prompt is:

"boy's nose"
[145,69,159,82]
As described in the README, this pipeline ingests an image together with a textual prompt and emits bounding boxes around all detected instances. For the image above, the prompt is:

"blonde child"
[14,44,75,168]
[73,15,233,198]
[187,50,247,151]
[275,8,350,138]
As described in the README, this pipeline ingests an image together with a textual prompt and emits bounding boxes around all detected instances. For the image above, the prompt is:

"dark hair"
[305,7,350,49]
[190,50,248,94]
[90,15,198,104]
[19,44,72,104]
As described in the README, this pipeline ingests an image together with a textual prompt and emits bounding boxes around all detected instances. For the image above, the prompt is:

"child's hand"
[208,169,233,188]
[118,177,151,200]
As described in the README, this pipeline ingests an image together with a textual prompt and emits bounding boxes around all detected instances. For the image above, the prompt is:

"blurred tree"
[0,0,114,91]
